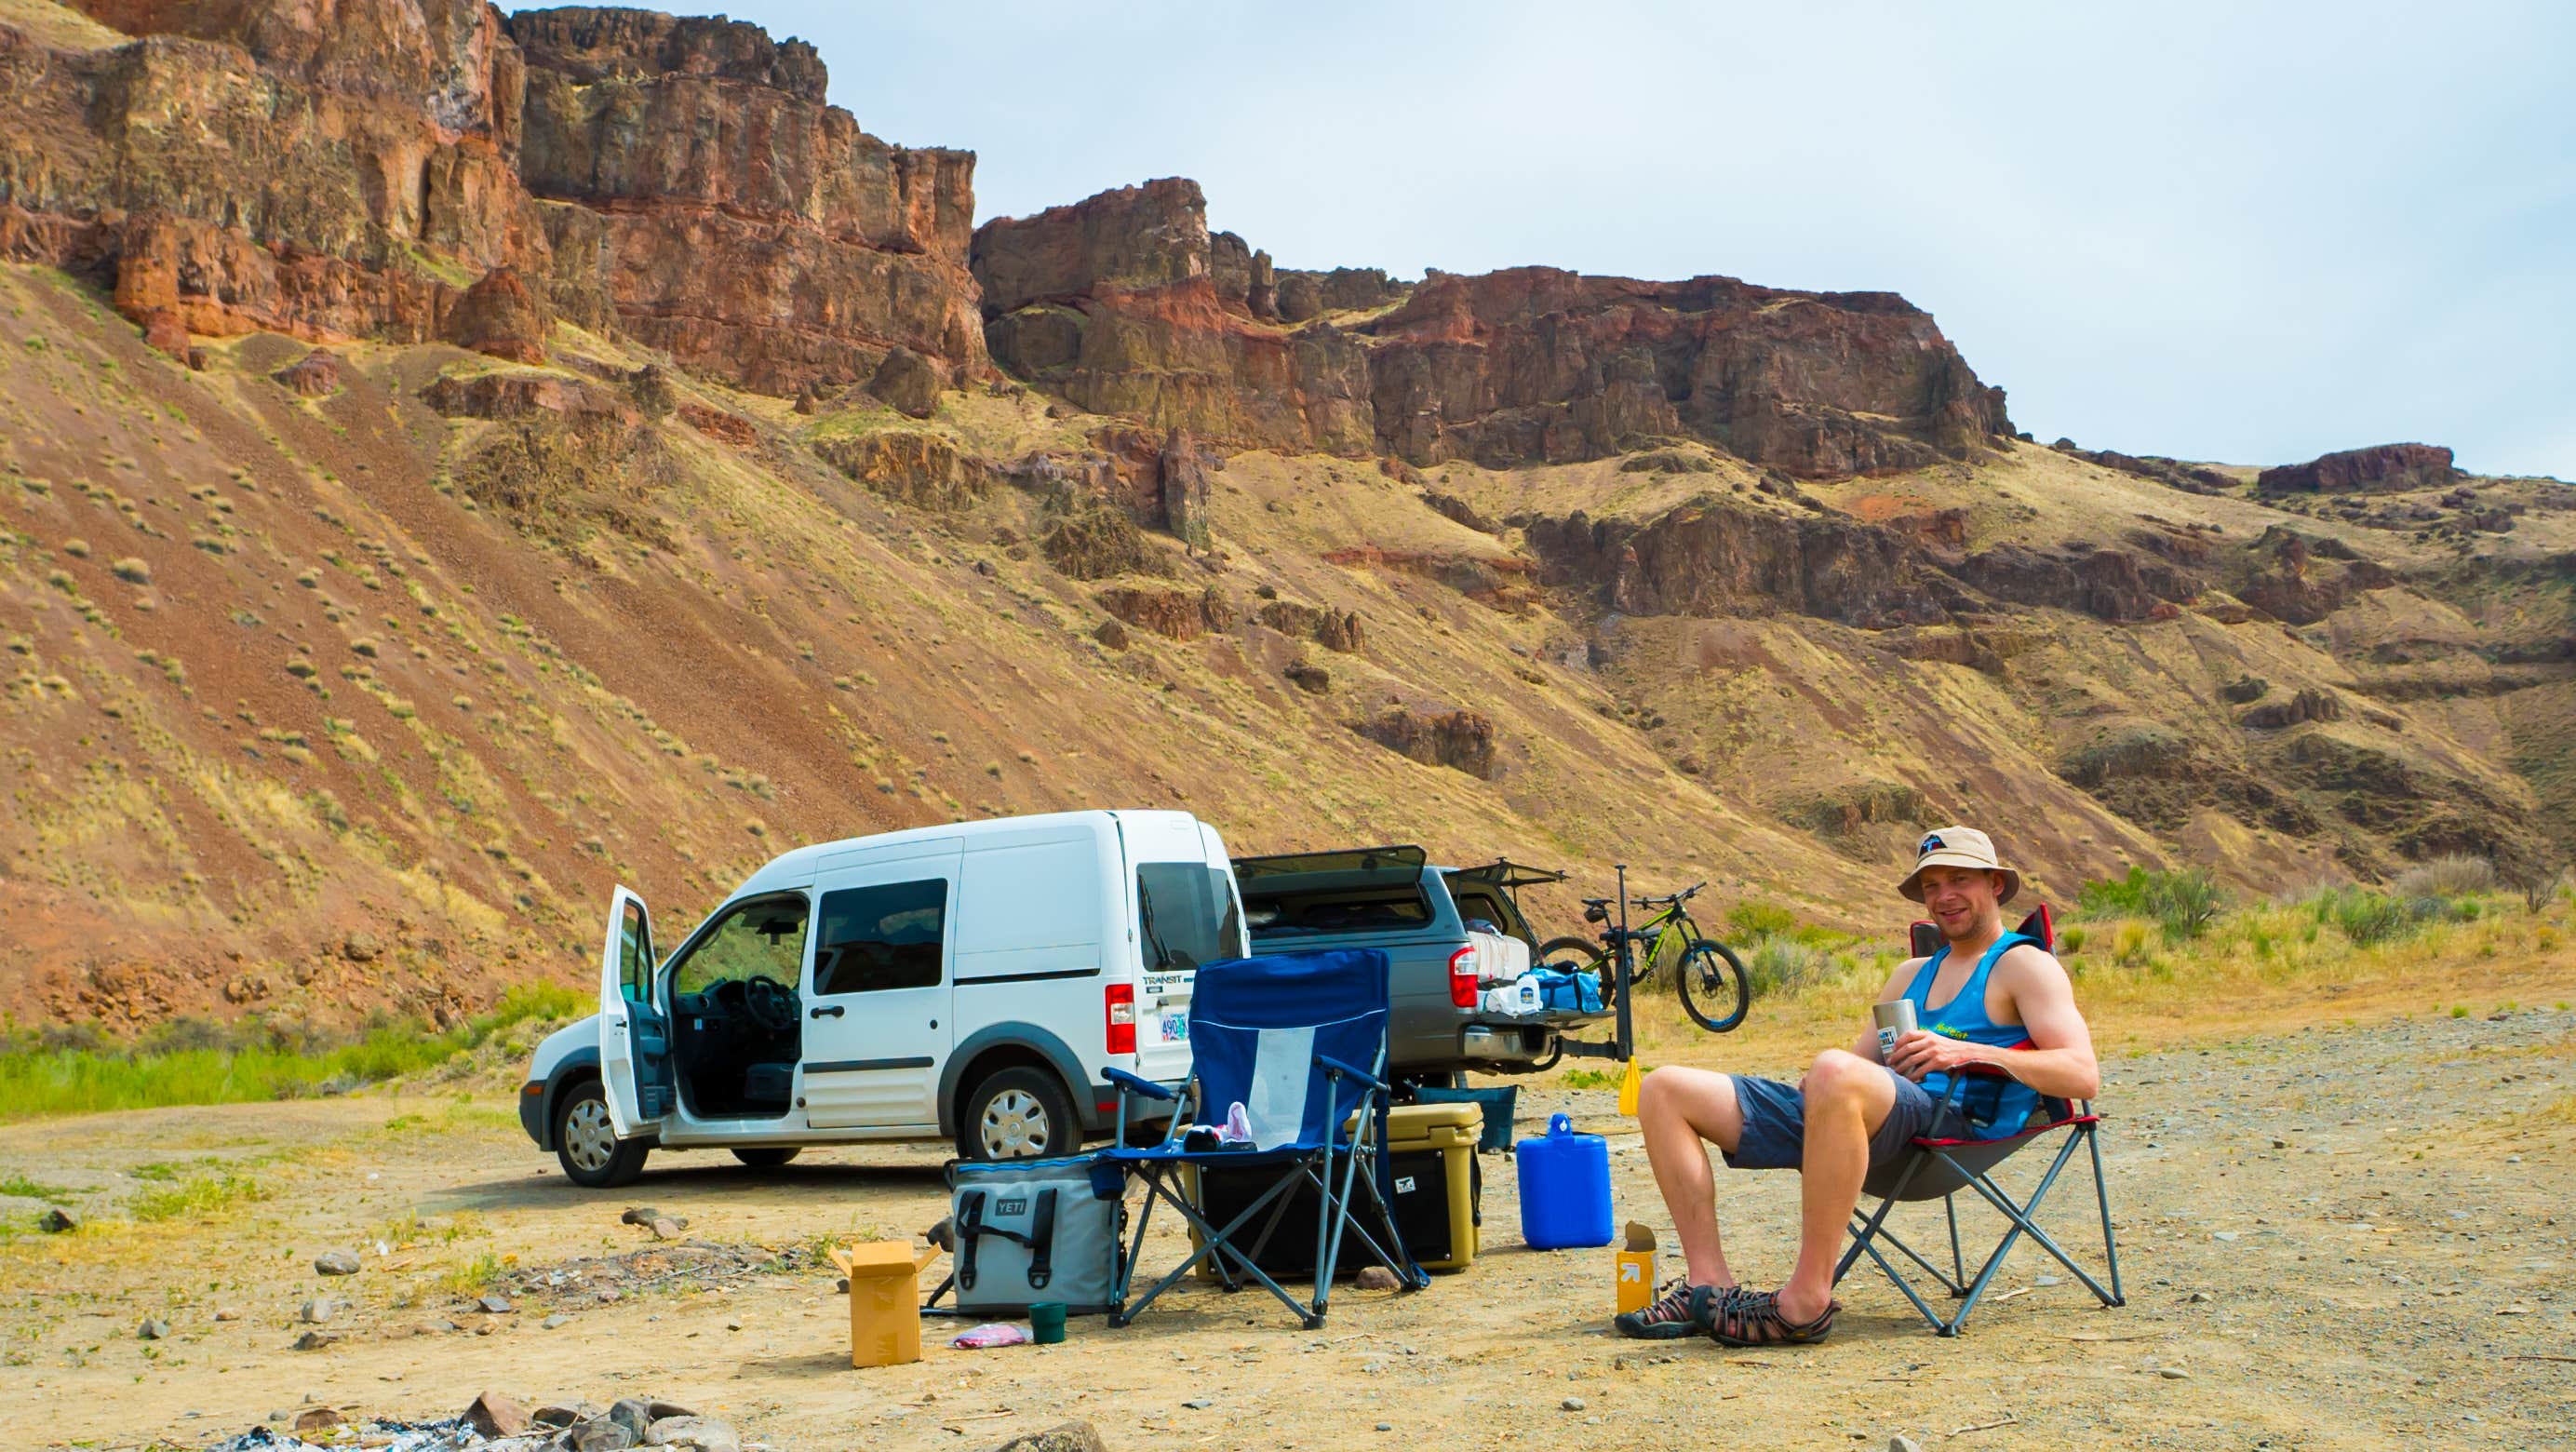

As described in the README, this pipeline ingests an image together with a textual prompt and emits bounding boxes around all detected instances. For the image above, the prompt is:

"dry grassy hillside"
[3,249,2569,1035]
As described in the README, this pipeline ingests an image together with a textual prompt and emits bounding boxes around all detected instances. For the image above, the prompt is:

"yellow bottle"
[1617,1056,1642,1116]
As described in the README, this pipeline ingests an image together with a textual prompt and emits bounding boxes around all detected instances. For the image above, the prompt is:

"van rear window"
[1137,864,1243,971]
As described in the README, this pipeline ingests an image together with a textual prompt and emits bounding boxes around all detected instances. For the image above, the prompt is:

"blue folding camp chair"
[1100,948,1429,1328]
[1841,906,2124,1335]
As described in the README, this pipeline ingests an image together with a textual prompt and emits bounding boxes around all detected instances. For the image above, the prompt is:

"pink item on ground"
[950,1323,1033,1350]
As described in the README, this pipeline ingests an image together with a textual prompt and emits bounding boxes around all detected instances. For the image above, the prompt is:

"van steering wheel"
[741,975,798,1033]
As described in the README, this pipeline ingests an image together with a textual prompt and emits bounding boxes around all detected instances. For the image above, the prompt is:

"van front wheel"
[958,1068,1078,1162]
[555,1080,650,1189]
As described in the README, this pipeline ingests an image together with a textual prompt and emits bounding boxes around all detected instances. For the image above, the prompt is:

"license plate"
[1160,1012,1189,1043]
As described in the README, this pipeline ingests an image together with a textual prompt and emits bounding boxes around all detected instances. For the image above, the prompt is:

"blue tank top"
[1903,932,2046,1137]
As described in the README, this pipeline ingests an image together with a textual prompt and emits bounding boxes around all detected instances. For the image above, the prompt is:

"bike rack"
[1558,863,1635,1065]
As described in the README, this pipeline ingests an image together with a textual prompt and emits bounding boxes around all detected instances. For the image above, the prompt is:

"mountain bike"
[1537,881,1751,1033]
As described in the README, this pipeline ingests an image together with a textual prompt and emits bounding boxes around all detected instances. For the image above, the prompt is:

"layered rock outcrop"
[973,179,1376,454]
[1,1,983,398]
[507,6,986,396]
[973,179,2009,476]
[2258,443,2459,494]
[1364,268,2009,477]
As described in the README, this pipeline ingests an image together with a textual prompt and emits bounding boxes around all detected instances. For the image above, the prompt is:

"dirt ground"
[5,1007,2574,1451]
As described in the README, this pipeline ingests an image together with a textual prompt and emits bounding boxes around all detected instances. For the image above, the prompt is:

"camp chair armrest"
[1314,1055,1387,1093]
[1105,1067,1177,1102]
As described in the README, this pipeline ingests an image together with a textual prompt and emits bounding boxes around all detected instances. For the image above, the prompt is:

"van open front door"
[597,886,673,1136]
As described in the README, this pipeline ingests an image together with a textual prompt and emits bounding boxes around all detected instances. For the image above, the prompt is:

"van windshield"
[1136,863,1243,972]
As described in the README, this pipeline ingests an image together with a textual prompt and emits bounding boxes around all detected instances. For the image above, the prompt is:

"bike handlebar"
[1630,881,1708,908]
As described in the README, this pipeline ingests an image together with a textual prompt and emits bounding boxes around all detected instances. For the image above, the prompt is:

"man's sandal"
[1697,1286,1838,1347]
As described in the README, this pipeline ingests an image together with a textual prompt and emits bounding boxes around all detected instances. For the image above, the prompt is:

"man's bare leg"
[1635,1066,1746,1287]
[1776,1049,1897,1324]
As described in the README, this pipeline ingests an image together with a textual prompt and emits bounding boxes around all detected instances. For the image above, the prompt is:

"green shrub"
[1724,900,1800,939]
[1739,934,1827,1000]
[2314,887,2411,946]
[2078,866,2226,940]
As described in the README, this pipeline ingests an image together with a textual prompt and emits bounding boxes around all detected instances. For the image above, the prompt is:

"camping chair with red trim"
[1841,906,2124,1336]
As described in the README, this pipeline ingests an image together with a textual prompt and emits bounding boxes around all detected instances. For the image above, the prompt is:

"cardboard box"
[831,1241,936,1368]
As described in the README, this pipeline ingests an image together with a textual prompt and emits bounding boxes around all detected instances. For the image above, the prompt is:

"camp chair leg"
[2086,1124,2127,1306]
[1852,1225,1958,1333]
[1945,1194,1965,1291]
[1833,1149,1929,1286]
[1112,1161,1316,1327]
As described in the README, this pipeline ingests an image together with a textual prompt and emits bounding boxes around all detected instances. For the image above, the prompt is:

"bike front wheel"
[1676,938,1751,1033]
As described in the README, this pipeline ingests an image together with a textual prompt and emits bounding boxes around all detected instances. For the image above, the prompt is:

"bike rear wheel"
[1537,935,1620,1007]
[1676,938,1751,1033]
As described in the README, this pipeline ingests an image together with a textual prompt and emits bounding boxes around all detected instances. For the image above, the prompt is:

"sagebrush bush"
[2392,854,2496,899]
[2079,866,2225,939]
[1739,934,1828,999]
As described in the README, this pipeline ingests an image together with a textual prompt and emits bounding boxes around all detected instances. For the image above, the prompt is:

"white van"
[517,810,1244,1187]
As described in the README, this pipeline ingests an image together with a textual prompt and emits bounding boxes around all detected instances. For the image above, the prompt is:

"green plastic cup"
[1029,1302,1067,1345]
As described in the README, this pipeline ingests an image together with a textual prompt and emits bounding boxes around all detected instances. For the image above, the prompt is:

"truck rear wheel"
[555,1079,651,1189]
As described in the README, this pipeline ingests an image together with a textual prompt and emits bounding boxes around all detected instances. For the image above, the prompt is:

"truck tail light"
[1448,946,1478,1009]
[1106,983,1137,1056]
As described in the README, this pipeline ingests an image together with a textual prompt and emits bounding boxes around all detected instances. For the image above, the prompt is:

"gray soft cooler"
[946,1154,1126,1316]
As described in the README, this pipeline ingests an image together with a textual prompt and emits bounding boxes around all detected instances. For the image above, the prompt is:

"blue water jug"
[1516,1112,1613,1249]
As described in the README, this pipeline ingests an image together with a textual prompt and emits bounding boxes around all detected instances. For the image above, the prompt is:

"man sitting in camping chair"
[1618,827,2100,1346]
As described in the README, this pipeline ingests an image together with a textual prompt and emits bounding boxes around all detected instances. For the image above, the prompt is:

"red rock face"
[507,7,986,394]
[974,180,1377,454]
[2256,443,2458,494]
[1365,268,2009,477]
[442,265,549,362]
[3,1,984,397]
[975,182,2009,476]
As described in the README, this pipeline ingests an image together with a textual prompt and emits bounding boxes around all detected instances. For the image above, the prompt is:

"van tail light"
[1448,946,1478,1009]
[1106,983,1137,1056]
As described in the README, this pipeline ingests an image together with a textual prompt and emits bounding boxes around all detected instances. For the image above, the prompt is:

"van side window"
[813,880,948,995]
[671,895,811,999]
[618,900,653,1003]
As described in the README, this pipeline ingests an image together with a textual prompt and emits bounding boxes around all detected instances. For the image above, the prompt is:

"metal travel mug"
[1872,999,1918,1060]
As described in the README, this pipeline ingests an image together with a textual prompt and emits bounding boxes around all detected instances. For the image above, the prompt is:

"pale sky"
[530,2,2576,479]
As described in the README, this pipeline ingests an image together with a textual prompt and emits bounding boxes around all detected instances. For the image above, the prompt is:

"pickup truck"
[1231,845,1606,1082]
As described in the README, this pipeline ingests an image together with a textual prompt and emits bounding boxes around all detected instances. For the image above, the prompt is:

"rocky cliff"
[0,0,984,393]
[973,178,2011,477]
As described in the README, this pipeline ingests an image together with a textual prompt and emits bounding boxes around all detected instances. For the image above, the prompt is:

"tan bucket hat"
[1898,826,2021,905]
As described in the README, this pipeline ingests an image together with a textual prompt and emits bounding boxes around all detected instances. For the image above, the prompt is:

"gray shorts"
[1722,1068,1966,1173]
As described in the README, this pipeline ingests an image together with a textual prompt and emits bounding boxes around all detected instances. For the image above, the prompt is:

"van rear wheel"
[555,1080,651,1189]
[958,1068,1078,1162]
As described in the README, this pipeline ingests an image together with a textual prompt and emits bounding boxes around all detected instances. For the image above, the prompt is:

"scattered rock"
[272,348,345,397]
[479,1294,514,1314]
[1181,1398,1214,1410]
[607,1398,656,1442]
[299,1298,336,1324]
[2213,1230,2239,1243]
[646,1401,697,1421]
[924,1217,955,1252]
[315,1249,362,1275]
[2188,1291,2214,1304]
[465,1392,530,1438]
[542,1312,571,1329]
[533,1405,593,1428]
[2158,1366,2191,1379]
[138,1317,170,1339]
[985,1422,1107,1452]
[866,346,945,419]
[1285,660,1331,693]
[213,1307,241,1322]
[1891,1437,1925,1452]
[567,1417,637,1452]
[37,1208,75,1233]
[651,1217,685,1241]
[1091,618,1130,651]
[647,1415,741,1452]
[1354,1265,1402,1291]
[293,1407,344,1433]
[618,1206,663,1227]
[291,1330,337,1351]
[1562,1396,1587,1412]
